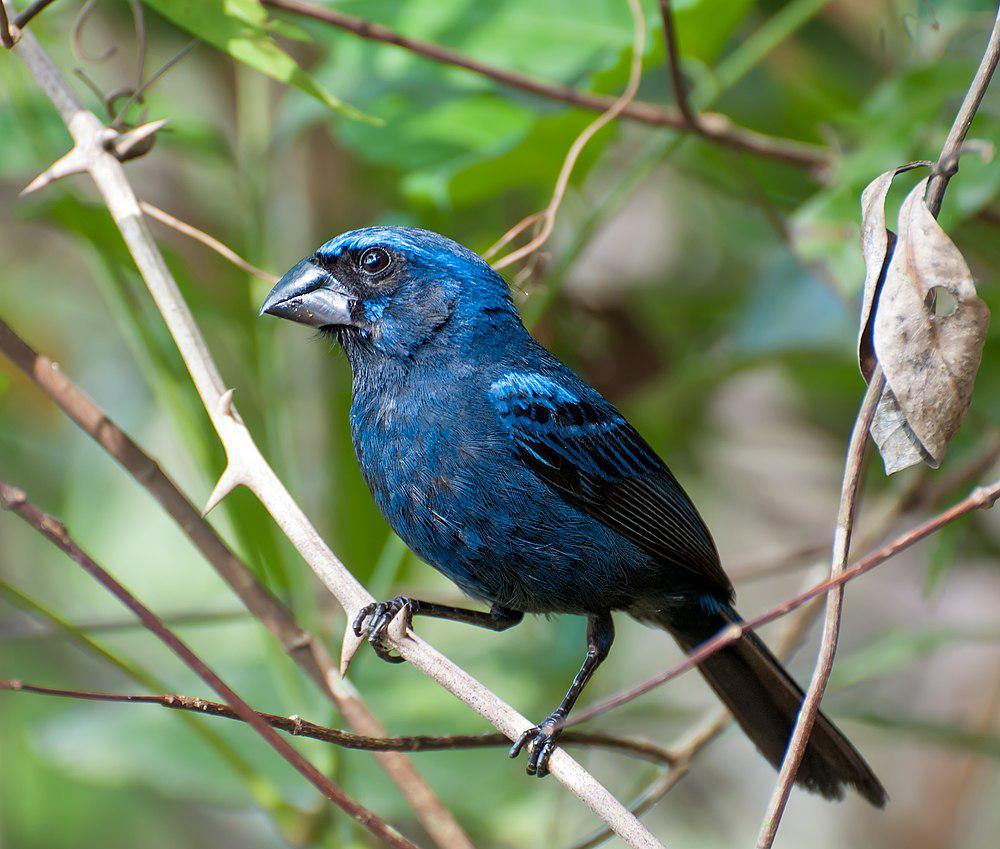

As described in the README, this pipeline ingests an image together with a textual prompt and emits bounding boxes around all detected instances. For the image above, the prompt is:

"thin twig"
[111,39,199,129]
[759,8,1000,843]
[71,0,111,63]
[755,368,883,847]
[13,0,59,31]
[0,680,676,765]
[139,201,278,282]
[563,477,1000,728]
[659,1,698,128]
[0,317,473,849]
[8,20,661,849]
[490,0,645,270]
[0,482,420,849]
[260,0,828,170]
[924,5,1000,218]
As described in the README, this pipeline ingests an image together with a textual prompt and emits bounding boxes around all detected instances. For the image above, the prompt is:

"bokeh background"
[2,1,999,848]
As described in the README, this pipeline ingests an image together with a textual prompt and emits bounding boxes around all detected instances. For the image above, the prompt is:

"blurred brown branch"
[0,316,473,849]
[0,678,677,766]
[0,481,421,849]
[14,0,60,31]
[659,1,698,129]
[261,0,828,171]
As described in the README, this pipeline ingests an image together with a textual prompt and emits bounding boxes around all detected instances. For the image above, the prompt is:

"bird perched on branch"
[261,226,885,805]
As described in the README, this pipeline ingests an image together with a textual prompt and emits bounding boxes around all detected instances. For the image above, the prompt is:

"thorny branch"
[0,317,473,849]
[0,481,420,849]
[758,8,1000,845]
[5,15,663,849]
[261,0,828,170]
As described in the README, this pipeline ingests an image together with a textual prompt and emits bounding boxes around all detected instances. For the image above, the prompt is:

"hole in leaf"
[925,286,958,317]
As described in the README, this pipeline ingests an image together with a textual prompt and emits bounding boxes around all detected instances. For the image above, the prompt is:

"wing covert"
[489,372,730,594]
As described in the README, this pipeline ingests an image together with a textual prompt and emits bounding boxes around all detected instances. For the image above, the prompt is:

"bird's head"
[260,226,520,362]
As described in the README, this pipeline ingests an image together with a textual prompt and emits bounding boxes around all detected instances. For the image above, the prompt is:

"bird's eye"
[359,247,392,275]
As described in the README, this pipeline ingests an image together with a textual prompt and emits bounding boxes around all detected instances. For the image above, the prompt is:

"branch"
[6,18,663,849]
[0,318,472,849]
[563,477,1000,728]
[758,8,1000,842]
[755,368,883,845]
[0,482,419,849]
[0,679,676,766]
[924,5,1000,218]
[14,0,60,31]
[139,200,278,283]
[658,1,698,129]
[260,0,828,171]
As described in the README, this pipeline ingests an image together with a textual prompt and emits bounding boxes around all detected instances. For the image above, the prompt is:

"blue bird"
[261,226,885,804]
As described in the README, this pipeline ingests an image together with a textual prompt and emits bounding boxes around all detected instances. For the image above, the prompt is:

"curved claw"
[352,596,414,663]
[509,716,563,778]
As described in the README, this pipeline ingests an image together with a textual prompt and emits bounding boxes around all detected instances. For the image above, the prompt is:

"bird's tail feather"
[656,604,886,807]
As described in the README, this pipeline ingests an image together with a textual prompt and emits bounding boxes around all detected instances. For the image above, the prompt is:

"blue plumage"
[261,226,885,804]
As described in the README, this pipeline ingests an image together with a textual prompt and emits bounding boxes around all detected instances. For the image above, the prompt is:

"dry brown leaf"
[871,177,990,474]
[857,163,929,381]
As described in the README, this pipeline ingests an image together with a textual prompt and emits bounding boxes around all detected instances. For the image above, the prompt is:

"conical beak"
[259,257,352,328]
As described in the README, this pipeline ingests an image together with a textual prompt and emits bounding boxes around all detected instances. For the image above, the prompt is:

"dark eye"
[359,247,392,275]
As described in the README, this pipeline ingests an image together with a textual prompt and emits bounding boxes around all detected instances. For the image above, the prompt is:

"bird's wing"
[489,372,730,594]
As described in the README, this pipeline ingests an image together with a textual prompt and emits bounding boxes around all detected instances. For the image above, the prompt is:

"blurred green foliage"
[1,1,999,848]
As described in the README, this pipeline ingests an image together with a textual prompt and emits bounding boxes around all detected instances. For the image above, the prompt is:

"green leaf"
[139,0,375,122]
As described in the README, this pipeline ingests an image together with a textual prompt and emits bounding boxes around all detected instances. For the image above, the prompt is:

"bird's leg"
[510,611,615,777]
[353,597,523,663]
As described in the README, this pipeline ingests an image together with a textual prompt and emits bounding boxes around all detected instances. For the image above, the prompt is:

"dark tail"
[658,605,886,807]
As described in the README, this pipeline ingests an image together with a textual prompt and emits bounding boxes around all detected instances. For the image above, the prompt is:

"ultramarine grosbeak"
[261,226,885,805]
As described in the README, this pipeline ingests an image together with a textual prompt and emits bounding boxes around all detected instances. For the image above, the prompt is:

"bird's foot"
[509,712,565,778]
[352,596,416,664]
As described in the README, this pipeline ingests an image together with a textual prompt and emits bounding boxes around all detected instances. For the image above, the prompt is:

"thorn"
[20,148,87,196]
[109,119,169,161]
[202,464,241,516]
[340,623,365,677]
[216,388,236,419]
